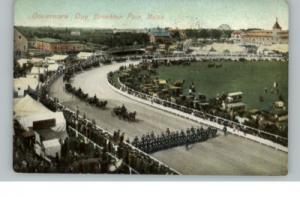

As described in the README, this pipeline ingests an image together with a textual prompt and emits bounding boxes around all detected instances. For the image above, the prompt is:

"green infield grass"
[156,60,288,110]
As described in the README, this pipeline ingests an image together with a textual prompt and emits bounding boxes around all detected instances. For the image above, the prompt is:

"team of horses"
[112,105,137,122]
[65,83,108,109]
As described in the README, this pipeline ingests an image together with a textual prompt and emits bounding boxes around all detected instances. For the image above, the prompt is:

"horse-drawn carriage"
[65,83,107,108]
[63,73,74,82]
[87,95,108,109]
[112,105,137,121]
[64,83,88,100]
[74,88,88,100]
[65,83,76,93]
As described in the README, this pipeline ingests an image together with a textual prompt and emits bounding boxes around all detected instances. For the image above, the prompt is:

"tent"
[47,63,61,72]
[13,76,39,97]
[45,54,68,62]
[17,58,28,67]
[42,138,61,158]
[77,52,93,60]
[16,112,66,133]
[14,95,66,133]
[31,66,47,75]
[30,57,44,64]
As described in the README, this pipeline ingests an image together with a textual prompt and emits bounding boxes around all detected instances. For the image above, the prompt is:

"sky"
[14,0,289,30]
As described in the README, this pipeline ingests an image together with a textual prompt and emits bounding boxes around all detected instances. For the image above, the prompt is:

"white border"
[1,0,300,181]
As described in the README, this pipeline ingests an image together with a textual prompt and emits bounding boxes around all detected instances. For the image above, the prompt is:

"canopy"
[30,58,44,64]
[14,95,66,133]
[14,76,39,97]
[77,52,94,60]
[46,54,68,61]
[17,58,28,68]
[47,63,60,72]
[31,66,47,75]
[14,95,49,117]
[42,138,61,158]
[16,112,66,133]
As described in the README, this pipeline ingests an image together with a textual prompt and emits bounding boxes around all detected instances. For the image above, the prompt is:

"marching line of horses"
[131,127,218,154]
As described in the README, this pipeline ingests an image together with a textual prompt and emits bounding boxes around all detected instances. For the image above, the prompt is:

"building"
[230,31,243,43]
[148,28,172,44]
[231,19,288,45]
[35,38,86,53]
[14,27,28,56]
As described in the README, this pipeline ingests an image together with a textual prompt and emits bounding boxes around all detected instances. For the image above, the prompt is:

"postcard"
[13,0,288,175]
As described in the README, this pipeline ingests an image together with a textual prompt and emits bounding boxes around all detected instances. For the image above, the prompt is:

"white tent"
[13,77,39,97]
[31,66,47,75]
[45,54,68,61]
[77,52,93,60]
[14,95,66,133]
[42,138,61,158]
[47,63,61,72]
[17,58,28,68]
[16,112,66,133]
[30,57,44,64]
[46,59,56,64]
[14,95,48,117]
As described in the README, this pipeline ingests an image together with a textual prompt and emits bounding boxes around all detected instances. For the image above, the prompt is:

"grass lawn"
[156,60,288,110]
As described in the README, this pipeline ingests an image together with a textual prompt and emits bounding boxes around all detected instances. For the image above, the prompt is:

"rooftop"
[35,38,82,44]
[36,38,62,43]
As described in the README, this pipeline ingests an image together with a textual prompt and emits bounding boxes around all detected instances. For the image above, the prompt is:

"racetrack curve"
[49,61,288,175]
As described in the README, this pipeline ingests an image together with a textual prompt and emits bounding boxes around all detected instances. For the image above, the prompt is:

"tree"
[210,29,222,40]
[199,29,209,39]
